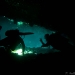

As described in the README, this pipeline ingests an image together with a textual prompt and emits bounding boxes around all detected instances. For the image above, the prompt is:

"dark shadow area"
[0,29,75,74]
[0,48,74,74]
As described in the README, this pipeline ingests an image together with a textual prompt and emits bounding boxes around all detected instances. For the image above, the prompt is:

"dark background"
[0,0,75,74]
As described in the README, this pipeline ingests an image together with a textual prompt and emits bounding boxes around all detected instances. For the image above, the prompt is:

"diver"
[0,29,25,55]
[40,32,74,53]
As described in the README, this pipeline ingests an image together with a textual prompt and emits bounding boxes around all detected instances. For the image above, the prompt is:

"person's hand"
[40,38,42,42]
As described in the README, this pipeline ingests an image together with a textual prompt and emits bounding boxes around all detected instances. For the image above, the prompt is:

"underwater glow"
[11,48,34,56]
[0,16,54,48]
[11,49,22,55]
[0,16,56,54]
[17,21,24,26]
[8,19,14,22]
[3,16,5,18]
[24,50,33,54]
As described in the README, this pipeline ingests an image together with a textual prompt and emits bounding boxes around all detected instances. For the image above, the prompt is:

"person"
[40,32,74,53]
[0,29,25,55]
[40,34,50,47]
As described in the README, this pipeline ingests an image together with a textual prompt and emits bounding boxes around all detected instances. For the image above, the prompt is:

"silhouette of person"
[40,34,51,47]
[40,32,74,52]
[0,29,25,55]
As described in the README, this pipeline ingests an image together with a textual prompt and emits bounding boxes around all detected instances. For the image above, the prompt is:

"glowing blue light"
[17,21,24,25]
[11,48,33,56]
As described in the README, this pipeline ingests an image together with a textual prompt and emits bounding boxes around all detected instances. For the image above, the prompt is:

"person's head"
[5,29,19,36]
[44,34,50,40]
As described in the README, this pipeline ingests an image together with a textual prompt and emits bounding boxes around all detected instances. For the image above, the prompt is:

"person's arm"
[40,38,50,47]
[41,43,50,47]
[40,38,45,45]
